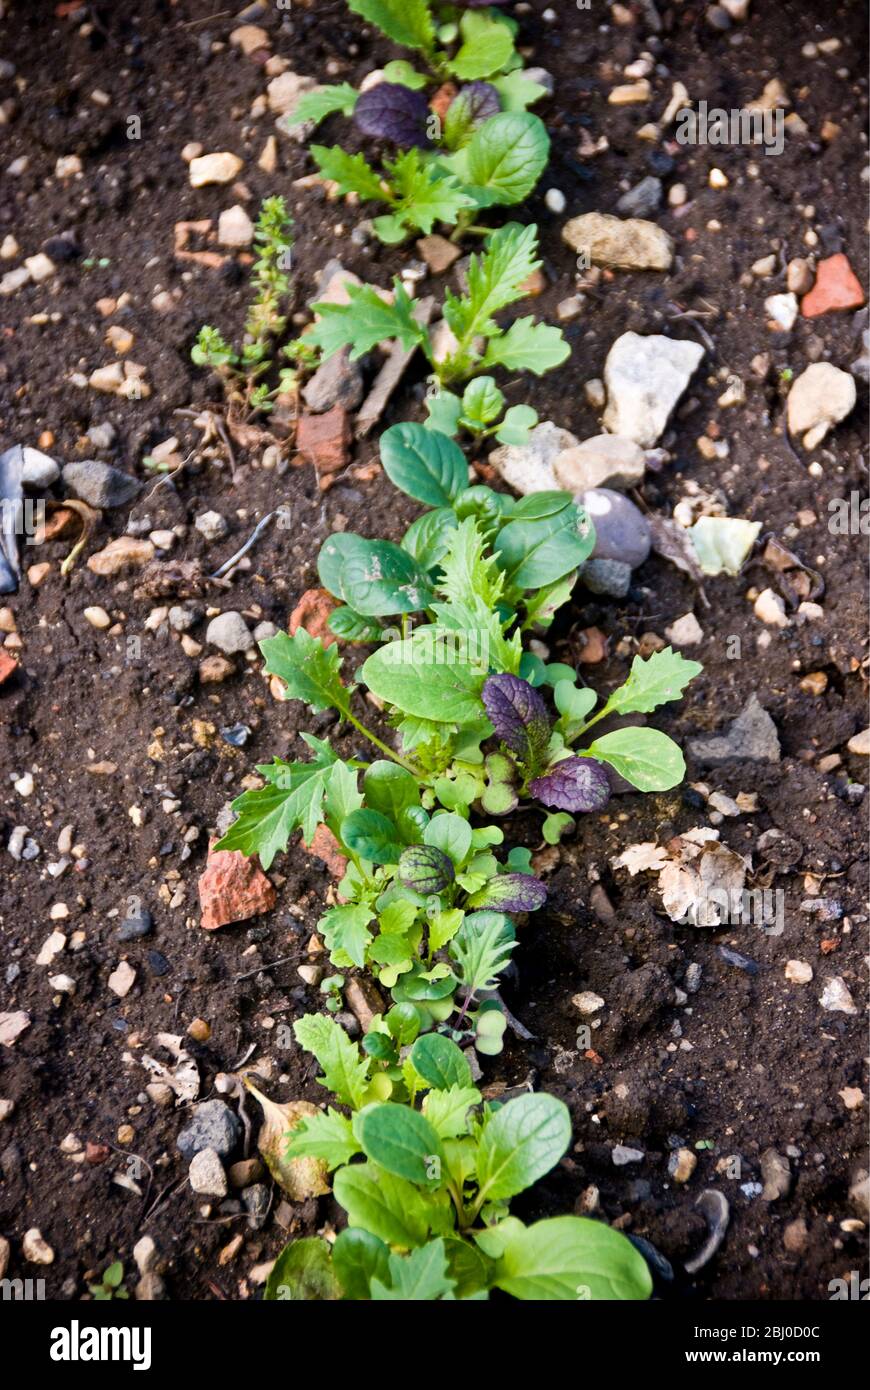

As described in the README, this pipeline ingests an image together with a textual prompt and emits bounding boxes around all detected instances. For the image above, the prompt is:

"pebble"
[554,434,646,493]
[302,350,364,414]
[189,152,244,187]
[18,446,61,489]
[718,945,759,974]
[195,510,229,543]
[665,612,703,646]
[581,488,651,568]
[199,655,235,683]
[563,212,673,272]
[63,460,140,508]
[177,1099,242,1160]
[602,332,704,447]
[847,728,870,755]
[118,910,153,942]
[0,1010,31,1045]
[206,611,253,655]
[783,1217,809,1254]
[615,176,662,219]
[669,1148,697,1183]
[108,960,136,998]
[765,292,798,331]
[787,257,814,296]
[83,606,111,630]
[22,1228,55,1265]
[819,976,857,1015]
[761,1148,791,1202]
[787,363,856,449]
[608,80,651,105]
[688,693,781,765]
[801,252,865,318]
[800,898,842,921]
[572,991,605,1015]
[754,588,790,628]
[545,188,566,214]
[416,234,461,275]
[189,1147,228,1197]
[612,1145,645,1166]
[785,960,813,984]
[36,930,66,966]
[581,557,632,598]
[489,421,579,495]
[218,205,254,248]
[87,537,154,577]
[839,1087,863,1111]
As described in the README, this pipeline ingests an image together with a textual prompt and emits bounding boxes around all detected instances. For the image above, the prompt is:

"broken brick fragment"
[295,406,351,473]
[801,253,865,317]
[198,845,276,930]
[0,650,19,686]
[304,824,347,880]
[289,587,338,648]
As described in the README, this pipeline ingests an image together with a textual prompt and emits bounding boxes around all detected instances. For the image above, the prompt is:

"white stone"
[787,363,856,449]
[24,253,56,284]
[665,612,704,646]
[572,991,605,1015]
[754,588,790,628]
[819,977,857,1015]
[602,332,705,447]
[553,434,646,493]
[562,212,673,272]
[785,960,813,984]
[108,960,137,998]
[189,152,244,187]
[489,421,579,495]
[218,205,254,248]
[23,1229,54,1264]
[206,611,254,655]
[189,1147,228,1197]
[765,292,798,330]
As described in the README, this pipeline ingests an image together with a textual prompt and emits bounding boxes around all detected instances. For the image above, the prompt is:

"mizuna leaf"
[370,1238,457,1300]
[476,1093,570,1202]
[309,280,428,362]
[260,628,352,714]
[310,144,388,203]
[449,910,515,994]
[347,0,436,52]
[481,317,570,375]
[289,84,358,130]
[320,902,377,967]
[586,727,686,792]
[605,647,703,716]
[443,221,540,342]
[423,1085,481,1139]
[293,1014,370,1110]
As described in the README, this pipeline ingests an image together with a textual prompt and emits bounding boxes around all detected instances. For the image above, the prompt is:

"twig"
[210,508,288,579]
[235,953,297,982]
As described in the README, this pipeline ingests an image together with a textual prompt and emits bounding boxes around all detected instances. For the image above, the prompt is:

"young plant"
[88,1261,128,1301]
[262,1018,652,1301]
[424,374,539,447]
[288,2,551,242]
[308,221,569,388]
[191,197,316,418]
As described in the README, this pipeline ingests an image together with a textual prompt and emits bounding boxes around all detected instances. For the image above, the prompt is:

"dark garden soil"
[0,0,867,1303]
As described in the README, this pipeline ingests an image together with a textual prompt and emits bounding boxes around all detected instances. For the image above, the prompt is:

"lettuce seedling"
[262,1018,652,1301]
[287,2,551,242]
[191,197,317,418]
[308,222,569,387]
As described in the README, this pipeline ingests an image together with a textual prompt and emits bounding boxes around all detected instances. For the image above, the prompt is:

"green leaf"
[554,679,597,726]
[334,1162,436,1247]
[481,317,569,375]
[443,221,540,343]
[338,537,433,616]
[402,507,459,569]
[491,71,548,111]
[371,1238,456,1300]
[328,606,384,643]
[542,811,574,845]
[424,811,472,867]
[449,11,515,80]
[411,1033,473,1090]
[290,84,358,129]
[423,1085,481,1139]
[382,60,429,89]
[358,1103,444,1184]
[340,809,404,865]
[464,113,550,207]
[495,403,538,446]
[310,280,428,362]
[449,910,515,995]
[424,389,463,438]
[362,637,485,724]
[332,1228,391,1300]
[318,531,372,599]
[293,1014,370,1110]
[586,727,686,792]
[286,1107,361,1170]
[261,628,352,714]
[348,0,435,52]
[460,376,504,429]
[605,647,703,716]
[387,149,475,234]
[265,1238,342,1301]
[380,422,468,507]
[320,902,376,968]
[310,144,387,202]
[364,761,422,842]
[493,1215,653,1301]
[215,748,336,869]
[428,907,464,953]
[436,516,504,609]
[103,1262,124,1288]
[476,1093,571,1202]
[443,1235,494,1297]
[495,502,594,590]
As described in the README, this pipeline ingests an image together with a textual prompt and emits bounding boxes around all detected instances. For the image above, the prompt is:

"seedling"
[191,196,316,419]
[262,1019,652,1301]
[88,1261,128,1300]
[308,222,569,388]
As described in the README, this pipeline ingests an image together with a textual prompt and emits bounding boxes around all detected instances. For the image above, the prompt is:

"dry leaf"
[611,842,670,875]
[246,1082,330,1200]
[140,1032,200,1104]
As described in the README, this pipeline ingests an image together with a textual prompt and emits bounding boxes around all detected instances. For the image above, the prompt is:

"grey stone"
[206,611,253,654]
[177,1100,242,1160]
[19,447,60,490]
[760,1148,791,1202]
[581,557,632,597]
[612,1145,645,1166]
[87,422,117,451]
[302,348,364,413]
[602,332,705,447]
[63,460,141,508]
[687,694,781,766]
[168,605,199,633]
[489,421,579,495]
[188,1147,228,1197]
[242,1183,271,1229]
[118,910,153,941]
[581,488,651,568]
[616,176,663,219]
[195,510,228,543]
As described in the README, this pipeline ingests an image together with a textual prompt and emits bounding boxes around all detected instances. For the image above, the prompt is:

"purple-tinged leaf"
[471,873,547,913]
[481,673,551,767]
[530,757,611,813]
[449,79,501,125]
[354,82,432,148]
[398,844,455,895]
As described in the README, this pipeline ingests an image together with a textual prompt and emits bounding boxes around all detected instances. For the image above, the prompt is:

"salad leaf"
[381,422,468,506]
[293,1014,371,1110]
[290,83,359,130]
[586,726,686,792]
[261,628,353,714]
[529,757,612,813]
[347,0,436,52]
[463,112,550,206]
[354,81,432,147]
[493,1216,653,1301]
[605,647,703,716]
[476,1093,570,1202]
[449,11,515,80]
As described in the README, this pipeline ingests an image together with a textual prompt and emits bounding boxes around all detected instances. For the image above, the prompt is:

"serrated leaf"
[371,1238,456,1300]
[294,1014,370,1110]
[423,1085,481,1139]
[428,907,464,953]
[606,647,703,716]
[285,1107,361,1170]
[261,628,352,714]
[310,280,428,363]
[491,71,548,111]
[476,1093,570,1202]
[290,84,358,130]
[443,221,540,343]
[449,910,515,995]
[387,148,475,232]
[436,516,504,609]
[481,316,569,375]
[348,0,436,52]
[380,422,468,507]
[215,749,336,869]
[320,902,376,967]
[310,144,387,202]
[587,726,686,792]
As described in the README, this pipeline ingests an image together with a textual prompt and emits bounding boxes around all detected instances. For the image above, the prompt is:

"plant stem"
[344,711,419,775]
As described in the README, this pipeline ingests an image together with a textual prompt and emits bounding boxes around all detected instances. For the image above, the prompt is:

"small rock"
[228,1158,266,1189]
[754,588,790,628]
[578,626,607,664]
[572,991,605,1015]
[615,176,662,219]
[765,292,798,331]
[416,234,461,275]
[295,407,352,473]
[562,212,673,272]
[288,586,338,647]
[665,612,703,646]
[19,446,61,489]
[189,152,244,187]
[302,350,364,414]
[218,205,254,248]
[608,80,652,105]
[87,537,154,577]
[787,258,814,296]
[669,1148,697,1183]
[489,421,578,494]
[24,253,56,284]
[118,909,153,942]
[189,1147,228,1197]
[206,611,253,655]
[198,846,276,930]
[688,693,781,766]
[177,1099,242,1160]
[801,253,865,318]
[63,460,140,508]
[344,977,384,1034]
[612,1145,645,1165]
[581,488,651,568]
[554,434,646,493]
[267,70,318,117]
[787,363,856,448]
[783,1217,809,1254]
[760,1148,791,1202]
[22,1228,54,1265]
[581,557,632,598]
[785,960,813,984]
[839,1087,864,1111]
[819,976,857,1015]
[0,1011,31,1047]
[602,332,705,447]
[83,606,111,630]
[36,930,66,966]
[195,510,229,543]
[108,960,137,998]
[847,728,870,756]
[199,655,235,683]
